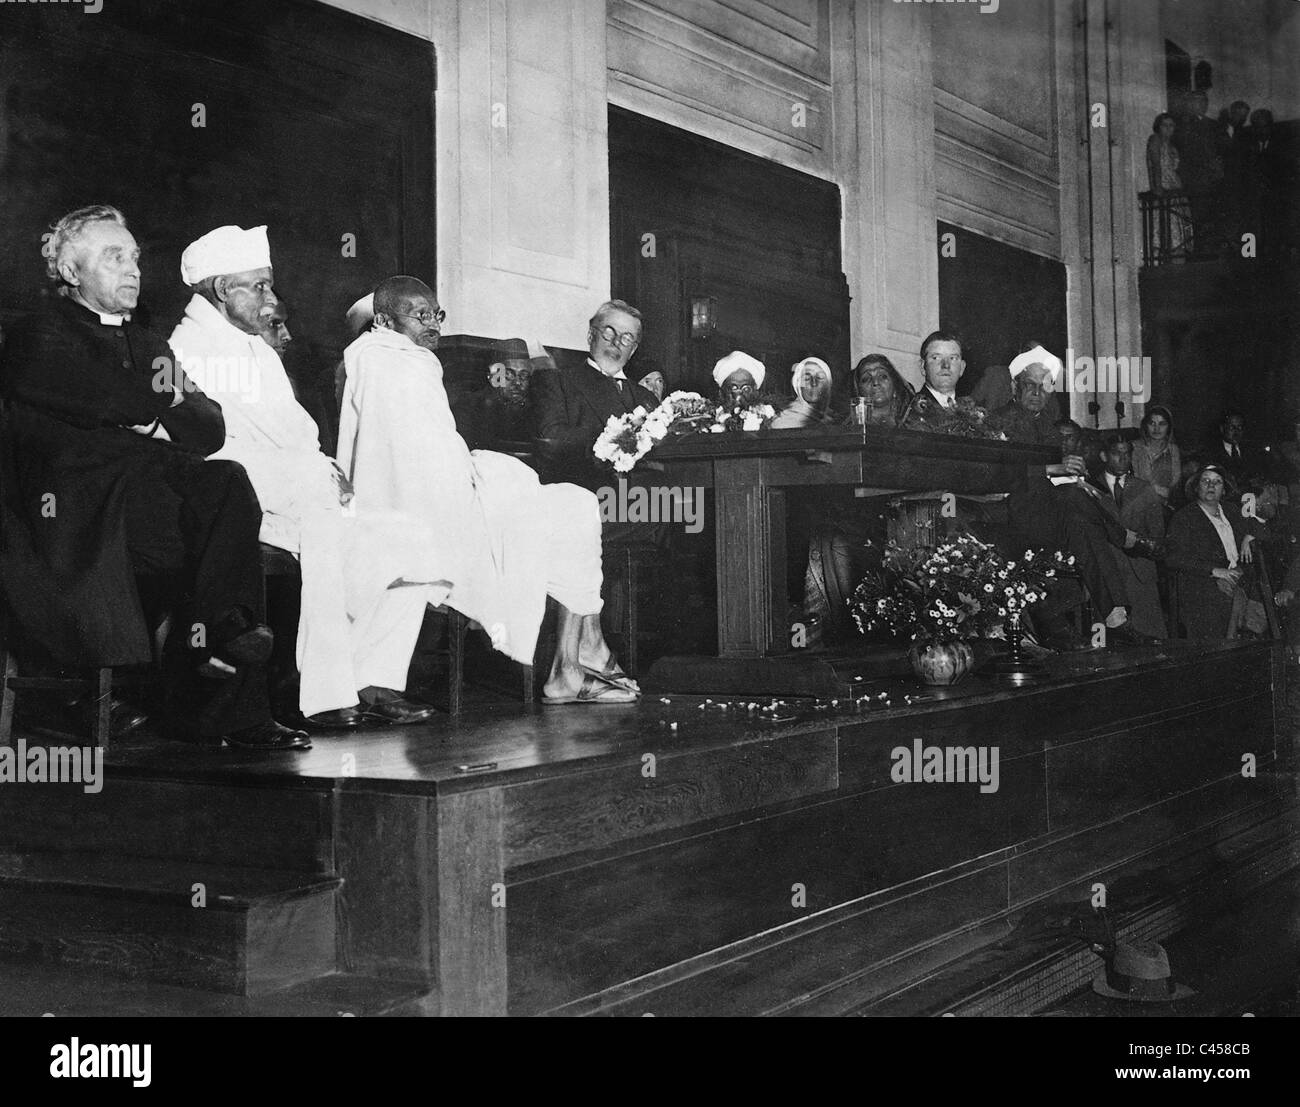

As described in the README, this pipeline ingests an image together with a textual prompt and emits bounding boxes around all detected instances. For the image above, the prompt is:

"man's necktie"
[1114,477,1124,508]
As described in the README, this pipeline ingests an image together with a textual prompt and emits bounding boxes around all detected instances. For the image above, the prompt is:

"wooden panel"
[0,0,435,351]
[1045,695,1277,832]
[504,730,838,868]
[939,222,1070,385]
[334,790,432,981]
[714,457,773,657]
[433,787,507,1017]
[506,753,1039,1014]
[930,0,1062,256]
[607,0,832,177]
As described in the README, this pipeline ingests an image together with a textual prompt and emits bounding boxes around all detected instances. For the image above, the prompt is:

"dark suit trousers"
[125,457,270,737]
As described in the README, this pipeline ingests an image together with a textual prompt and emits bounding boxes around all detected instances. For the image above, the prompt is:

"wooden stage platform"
[0,640,1296,1016]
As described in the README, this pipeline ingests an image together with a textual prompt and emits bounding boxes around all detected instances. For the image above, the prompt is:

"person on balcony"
[1146,112,1192,260]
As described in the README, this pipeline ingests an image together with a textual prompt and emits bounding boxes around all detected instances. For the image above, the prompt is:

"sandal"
[580,661,639,693]
[543,672,638,705]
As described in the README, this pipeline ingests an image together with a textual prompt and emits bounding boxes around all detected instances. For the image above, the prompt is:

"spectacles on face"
[596,324,639,350]
[393,308,446,327]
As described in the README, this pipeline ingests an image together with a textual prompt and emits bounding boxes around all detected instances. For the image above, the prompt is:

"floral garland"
[710,402,777,433]
[593,390,717,472]
[850,534,1073,643]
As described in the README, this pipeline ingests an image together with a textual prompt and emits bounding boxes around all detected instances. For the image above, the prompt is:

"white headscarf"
[712,350,766,389]
[181,225,272,285]
[791,356,832,399]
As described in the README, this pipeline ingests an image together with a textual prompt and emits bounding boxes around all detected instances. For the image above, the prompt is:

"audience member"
[1205,410,1272,489]
[1146,112,1193,258]
[771,356,834,429]
[1167,464,1257,638]
[454,337,550,452]
[636,364,665,402]
[712,350,766,411]
[991,345,1065,446]
[170,228,437,729]
[339,275,637,705]
[1174,90,1226,254]
[1091,435,1167,637]
[850,354,912,426]
[0,206,305,750]
[1130,404,1182,505]
[529,299,656,490]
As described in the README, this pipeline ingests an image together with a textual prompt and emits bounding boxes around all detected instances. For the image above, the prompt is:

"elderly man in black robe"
[0,205,308,750]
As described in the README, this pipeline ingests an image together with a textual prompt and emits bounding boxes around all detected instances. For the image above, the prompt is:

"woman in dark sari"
[849,353,914,426]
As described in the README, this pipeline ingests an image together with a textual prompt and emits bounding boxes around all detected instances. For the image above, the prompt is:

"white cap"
[346,293,375,336]
[1008,344,1063,383]
[181,225,271,286]
[712,350,766,389]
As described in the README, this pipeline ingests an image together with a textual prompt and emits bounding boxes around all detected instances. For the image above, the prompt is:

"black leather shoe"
[361,697,436,725]
[222,720,312,751]
[1107,623,1159,647]
[74,695,149,740]
[302,705,367,731]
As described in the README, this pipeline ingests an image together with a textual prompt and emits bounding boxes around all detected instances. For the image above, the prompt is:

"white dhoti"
[338,328,603,667]
[171,296,444,716]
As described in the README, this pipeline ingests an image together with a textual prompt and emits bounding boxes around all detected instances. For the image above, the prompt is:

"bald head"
[372,275,443,351]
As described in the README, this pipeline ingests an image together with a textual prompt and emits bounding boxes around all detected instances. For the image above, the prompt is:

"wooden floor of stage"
[75,639,1286,788]
[1,639,1296,1017]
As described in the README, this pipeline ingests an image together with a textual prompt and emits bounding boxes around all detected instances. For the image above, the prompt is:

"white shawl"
[338,328,550,664]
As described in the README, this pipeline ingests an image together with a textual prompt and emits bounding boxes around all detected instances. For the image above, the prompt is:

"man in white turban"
[338,276,637,705]
[169,226,439,727]
[713,351,766,410]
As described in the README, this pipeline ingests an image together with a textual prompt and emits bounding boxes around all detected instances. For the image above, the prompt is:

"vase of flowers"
[906,638,976,686]
[850,534,1073,687]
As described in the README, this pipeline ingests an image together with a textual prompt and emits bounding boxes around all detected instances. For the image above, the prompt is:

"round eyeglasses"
[595,324,639,350]
[393,308,446,327]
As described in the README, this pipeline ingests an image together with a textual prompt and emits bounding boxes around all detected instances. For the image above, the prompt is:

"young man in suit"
[1090,435,1167,638]
[529,299,658,491]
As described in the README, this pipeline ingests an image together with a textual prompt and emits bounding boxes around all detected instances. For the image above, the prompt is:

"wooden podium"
[627,425,1057,693]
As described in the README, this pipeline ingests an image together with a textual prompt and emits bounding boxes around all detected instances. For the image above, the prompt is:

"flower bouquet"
[902,393,1006,440]
[710,402,777,433]
[850,535,1071,643]
[592,390,717,472]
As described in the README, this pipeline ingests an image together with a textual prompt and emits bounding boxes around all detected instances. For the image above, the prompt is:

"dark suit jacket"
[1088,472,1165,540]
[529,361,657,489]
[0,297,227,665]
[1202,439,1273,488]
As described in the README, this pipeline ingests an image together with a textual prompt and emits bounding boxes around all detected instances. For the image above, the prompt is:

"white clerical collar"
[588,357,626,382]
[98,311,129,326]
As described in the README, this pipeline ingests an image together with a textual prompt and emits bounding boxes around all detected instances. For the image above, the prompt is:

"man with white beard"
[168,226,438,728]
[337,276,638,704]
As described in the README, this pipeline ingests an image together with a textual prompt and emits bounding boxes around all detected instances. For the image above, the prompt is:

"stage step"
[0,960,430,1017]
[0,776,334,874]
[0,852,340,996]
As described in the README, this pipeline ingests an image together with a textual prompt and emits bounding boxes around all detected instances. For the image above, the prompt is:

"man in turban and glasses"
[169,226,439,729]
[0,206,306,750]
